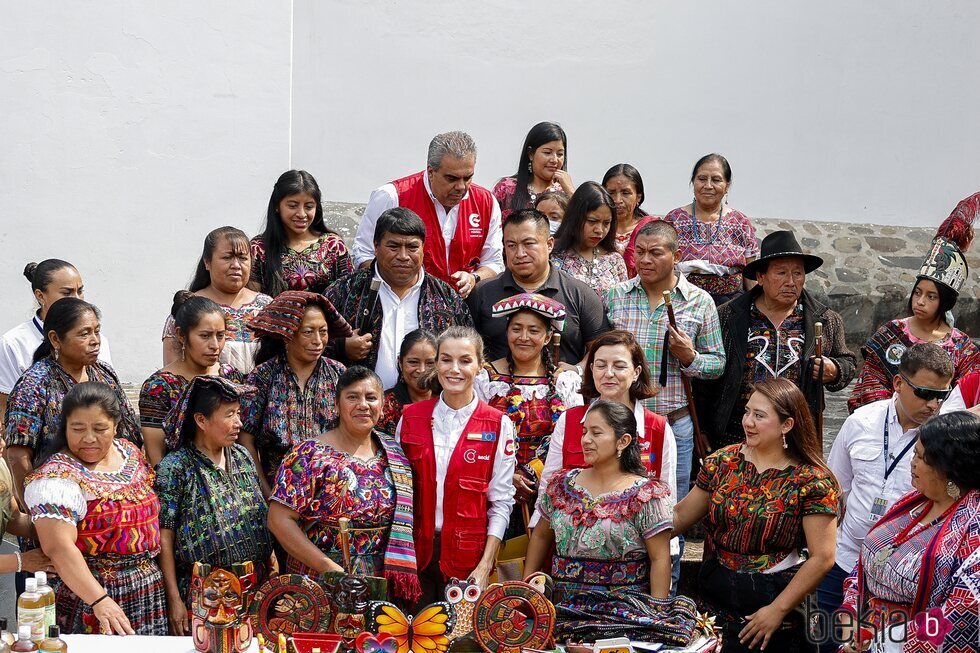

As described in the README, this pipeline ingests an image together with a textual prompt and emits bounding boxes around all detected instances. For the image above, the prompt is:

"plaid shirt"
[604,274,725,414]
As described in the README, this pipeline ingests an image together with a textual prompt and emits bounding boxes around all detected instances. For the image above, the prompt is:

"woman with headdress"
[474,294,581,534]
[849,238,978,413]
[377,329,437,437]
[268,366,421,604]
[239,291,352,496]
[154,376,275,635]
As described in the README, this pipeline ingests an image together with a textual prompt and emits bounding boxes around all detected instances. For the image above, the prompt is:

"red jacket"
[399,398,505,580]
[561,404,667,479]
[392,172,493,285]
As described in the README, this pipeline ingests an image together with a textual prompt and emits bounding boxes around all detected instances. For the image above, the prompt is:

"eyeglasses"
[900,374,952,402]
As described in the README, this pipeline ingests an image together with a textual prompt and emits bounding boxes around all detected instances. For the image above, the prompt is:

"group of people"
[0,123,978,653]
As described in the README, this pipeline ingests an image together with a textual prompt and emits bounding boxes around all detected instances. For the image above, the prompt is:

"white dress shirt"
[373,267,424,390]
[396,394,516,540]
[939,384,968,413]
[0,315,113,394]
[531,401,678,527]
[827,396,919,573]
[353,170,505,274]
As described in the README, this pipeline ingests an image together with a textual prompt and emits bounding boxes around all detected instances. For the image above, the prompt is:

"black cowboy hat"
[743,230,824,280]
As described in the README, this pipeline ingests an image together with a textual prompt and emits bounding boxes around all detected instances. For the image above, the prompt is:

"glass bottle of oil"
[38,627,67,653]
[33,573,56,631]
[10,625,38,652]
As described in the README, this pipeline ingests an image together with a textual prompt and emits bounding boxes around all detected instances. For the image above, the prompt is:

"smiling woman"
[492,122,573,220]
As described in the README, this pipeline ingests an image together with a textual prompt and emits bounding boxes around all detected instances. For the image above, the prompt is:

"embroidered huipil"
[551,250,629,297]
[491,177,564,219]
[474,365,582,464]
[250,232,354,295]
[604,275,725,415]
[663,206,759,298]
[271,439,396,577]
[5,358,142,466]
[154,444,273,598]
[242,355,347,482]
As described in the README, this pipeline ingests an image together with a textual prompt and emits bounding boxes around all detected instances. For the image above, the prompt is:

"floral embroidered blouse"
[242,355,347,482]
[475,364,582,464]
[539,468,672,560]
[139,366,244,451]
[270,438,395,577]
[250,232,353,296]
[24,439,161,558]
[492,177,564,220]
[5,358,142,467]
[662,206,759,297]
[551,249,629,297]
[161,293,273,374]
[696,444,840,572]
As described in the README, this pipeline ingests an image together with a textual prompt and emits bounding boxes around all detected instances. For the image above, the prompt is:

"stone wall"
[323,201,979,356]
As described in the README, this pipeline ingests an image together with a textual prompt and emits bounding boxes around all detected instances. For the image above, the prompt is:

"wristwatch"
[472,272,482,284]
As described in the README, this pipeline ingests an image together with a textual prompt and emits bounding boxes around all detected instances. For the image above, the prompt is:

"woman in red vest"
[396,326,517,606]
[535,330,676,521]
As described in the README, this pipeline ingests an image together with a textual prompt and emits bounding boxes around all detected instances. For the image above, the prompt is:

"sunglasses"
[900,374,952,402]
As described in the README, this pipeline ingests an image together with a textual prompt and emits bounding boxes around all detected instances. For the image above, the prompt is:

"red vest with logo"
[399,398,505,580]
[391,172,494,286]
[561,405,667,479]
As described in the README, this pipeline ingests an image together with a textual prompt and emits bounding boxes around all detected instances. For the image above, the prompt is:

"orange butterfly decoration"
[368,602,456,653]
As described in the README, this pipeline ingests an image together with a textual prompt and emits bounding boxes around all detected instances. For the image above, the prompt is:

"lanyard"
[32,314,43,336]
[883,405,916,481]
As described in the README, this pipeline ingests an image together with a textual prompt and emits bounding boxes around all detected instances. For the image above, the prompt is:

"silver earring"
[52,348,60,361]
[782,433,788,449]
[527,162,532,173]
[616,449,622,459]
[180,344,186,362]
[947,481,962,500]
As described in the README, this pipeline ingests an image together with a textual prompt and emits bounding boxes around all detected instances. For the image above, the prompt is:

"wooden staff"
[814,321,825,443]
[662,291,710,463]
[338,517,353,574]
[551,332,562,367]
[357,278,382,333]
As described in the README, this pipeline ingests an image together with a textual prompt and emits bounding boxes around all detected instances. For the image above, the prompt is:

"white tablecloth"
[63,634,261,652]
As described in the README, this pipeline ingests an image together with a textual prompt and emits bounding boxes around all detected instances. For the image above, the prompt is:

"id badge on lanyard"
[870,406,916,522]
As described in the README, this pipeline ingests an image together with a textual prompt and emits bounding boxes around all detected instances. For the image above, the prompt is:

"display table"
[63,634,261,652]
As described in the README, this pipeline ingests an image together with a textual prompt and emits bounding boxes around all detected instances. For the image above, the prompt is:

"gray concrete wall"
[2,2,979,384]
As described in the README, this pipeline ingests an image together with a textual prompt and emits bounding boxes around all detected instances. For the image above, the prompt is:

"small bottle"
[38,627,66,653]
[33,573,56,631]
[10,626,38,652]
[16,579,45,642]
[1,618,15,647]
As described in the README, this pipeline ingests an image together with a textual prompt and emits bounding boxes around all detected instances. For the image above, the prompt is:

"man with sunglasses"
[816,342,954,651]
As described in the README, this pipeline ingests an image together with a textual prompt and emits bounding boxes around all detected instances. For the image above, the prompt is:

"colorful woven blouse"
[849,317,980,413]
[696,444,839,572]
[475,364,582,464]
[271,438,396,577]
[242,355,347,482]
[138,366,244,449]
[155,443,273,598]
[492,177,564,220]
[24,439,161,557]
[551,249,629,297]
[5,358,142,467]
[161,293,273,374]
[250,232,353,296]
[378,383,414,437]
[663,206,759,298]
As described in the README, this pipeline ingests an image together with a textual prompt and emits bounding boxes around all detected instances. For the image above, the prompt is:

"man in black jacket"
[695,230,856,448]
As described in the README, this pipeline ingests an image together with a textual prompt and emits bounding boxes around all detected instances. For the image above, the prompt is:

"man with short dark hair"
[695,230,856,449]
[327,207,472,389]
[817,342,955,652]
[352,131,503,298]
[467,209,609,365]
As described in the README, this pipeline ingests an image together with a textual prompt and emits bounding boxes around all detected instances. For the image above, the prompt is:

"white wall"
[2,1,978,382]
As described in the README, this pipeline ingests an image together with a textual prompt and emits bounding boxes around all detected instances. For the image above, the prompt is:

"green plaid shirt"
[604,274,725,414]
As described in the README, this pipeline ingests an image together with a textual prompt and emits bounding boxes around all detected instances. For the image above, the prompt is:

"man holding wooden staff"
[695,230,856,450]
[604,220,725,590]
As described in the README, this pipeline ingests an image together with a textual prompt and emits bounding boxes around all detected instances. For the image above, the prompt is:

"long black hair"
[602,164,648,221]
[40,382,121,466]
[256,170,332,296]
[189,226,251,292]
[508,122,567,212]
[919,411,980,491]
[587,399,647,477]
[33,298,100,362]
[553,181,618,255]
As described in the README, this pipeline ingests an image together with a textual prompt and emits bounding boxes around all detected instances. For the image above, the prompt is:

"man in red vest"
[353,131,504,298]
